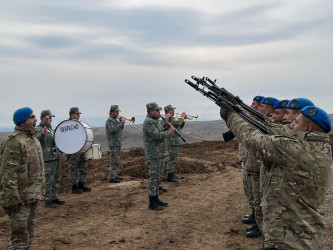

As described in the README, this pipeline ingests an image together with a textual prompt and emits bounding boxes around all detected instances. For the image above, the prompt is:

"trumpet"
[118,116,142,131]
[119,116,135,125]
[174,113,198,120]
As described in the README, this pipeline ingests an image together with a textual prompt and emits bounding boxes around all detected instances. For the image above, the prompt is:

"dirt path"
[0,139,332,249]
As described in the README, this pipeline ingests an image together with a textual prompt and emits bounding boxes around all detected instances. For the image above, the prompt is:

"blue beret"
[13,107,33,125]
[286,98,314,110]
[274,99,290,110]
[253,96,264,102]
[260,97,278,106]
[300,106,331,133]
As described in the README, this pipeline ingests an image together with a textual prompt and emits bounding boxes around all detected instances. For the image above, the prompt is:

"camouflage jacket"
[159,117,185,146]
[35,123,59,161]
[227,113,332,249]
[0,126,45,207]
[105,115,123,147]
[143,114,171,160]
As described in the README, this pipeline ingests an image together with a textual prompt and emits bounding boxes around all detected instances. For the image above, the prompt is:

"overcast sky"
[0,0,332,131]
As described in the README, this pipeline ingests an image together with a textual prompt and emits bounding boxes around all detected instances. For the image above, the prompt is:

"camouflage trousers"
[3,202,38,250]
[166,145,179,174]
[147,158,164,197]
[67,153,87,186]
[44,159,61,202]
[250,172,263,232]
[242,162,254,209]
[109,146,121,179]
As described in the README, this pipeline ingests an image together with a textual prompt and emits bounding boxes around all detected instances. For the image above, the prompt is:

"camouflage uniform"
[66,117,87,187]
[160,116,185,174]
[239,143,254,210]
[105,113,123,179]
[35,122,61,202]
[0,126,44,249]
[227,113,332,249]
[143,114,170,197]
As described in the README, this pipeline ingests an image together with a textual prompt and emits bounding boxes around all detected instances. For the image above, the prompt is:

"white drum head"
[54,120,94,154]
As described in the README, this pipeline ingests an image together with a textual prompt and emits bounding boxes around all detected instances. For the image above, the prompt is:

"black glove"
[219,101,235,120]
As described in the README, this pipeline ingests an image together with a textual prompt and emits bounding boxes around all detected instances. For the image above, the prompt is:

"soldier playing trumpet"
[105,105,125,183]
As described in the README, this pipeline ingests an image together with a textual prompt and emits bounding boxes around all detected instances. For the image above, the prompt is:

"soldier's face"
[258,104,272,115]
[290,114,308,134]
[250,101,260,110]
[284,109,299,122]
[72,113,80,120]
[272,109,286,123]
[41,116,52,126]
[167,110,174,116]
[150,109,160,119]
[22,113,37,130]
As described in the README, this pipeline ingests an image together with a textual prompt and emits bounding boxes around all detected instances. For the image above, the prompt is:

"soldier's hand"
[42,128,48,136]
[169,125,177,132]
[219,101,234,120]
[120,119,125,125]
[181,112,187,119]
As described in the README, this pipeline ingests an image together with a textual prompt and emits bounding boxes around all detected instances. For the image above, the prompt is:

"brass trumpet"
[119,116,142,131]
[119,116,135,125]
[175,113,198,120]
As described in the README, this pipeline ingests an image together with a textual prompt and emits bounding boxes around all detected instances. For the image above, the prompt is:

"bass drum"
[54,120,94,154]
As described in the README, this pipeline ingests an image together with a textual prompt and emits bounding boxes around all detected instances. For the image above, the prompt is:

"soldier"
[105,105,125,183]
[35,110,65,208]
[220,104,332,249]
[271,100,289,123]
[143,102,176,210]
[240,95,264,224]
[67,107,91,194]
[245,97,278,238]
[258,97,278,116]
[284,97,314,122]
[160,105,187,182]
[0,107,45,249]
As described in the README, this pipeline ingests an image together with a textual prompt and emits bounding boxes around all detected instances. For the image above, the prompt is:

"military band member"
[161,105,186,182]
[143,102,176,210]
[105,105,125,183]
[35,110,65,208]
[0,107,45,249]
[220,103,332,249]
[66,107,91,194]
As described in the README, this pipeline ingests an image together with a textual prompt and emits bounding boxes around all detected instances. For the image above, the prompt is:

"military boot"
[159,186,167,193]
[246,224,258,232]
[148,196,164,210]
[72,184,83,194]
[78,182,91,192]
[246,226,262,238]
[242,210,256,224]
[45,201,57,208]
[53,198,65,205]
[167,173,180,182]
[156,195,168,207]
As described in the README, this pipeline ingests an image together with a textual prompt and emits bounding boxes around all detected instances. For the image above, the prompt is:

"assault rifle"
[191,76,266,122]
[184,77,269,142]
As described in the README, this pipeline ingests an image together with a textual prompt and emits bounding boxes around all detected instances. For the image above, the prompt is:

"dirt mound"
[58,140,238,194]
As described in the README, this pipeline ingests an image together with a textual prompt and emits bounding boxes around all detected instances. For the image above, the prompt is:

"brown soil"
[0,138,332,249]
